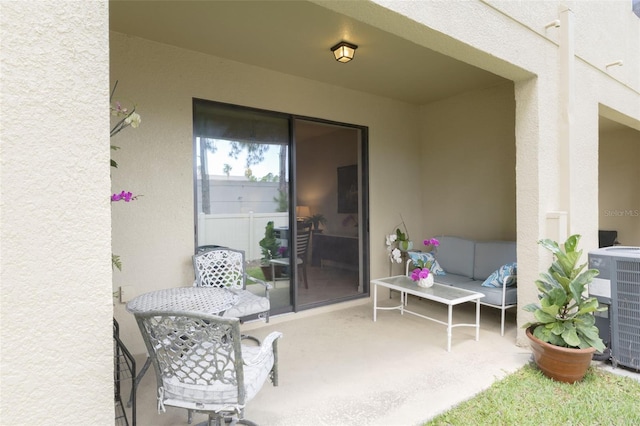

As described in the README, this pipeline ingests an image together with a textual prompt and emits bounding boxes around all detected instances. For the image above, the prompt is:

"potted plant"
[259,221,284,280]
[304,213,327,232]
[408,238,441,288]
[523,234,606,383]
[387,217,412,252]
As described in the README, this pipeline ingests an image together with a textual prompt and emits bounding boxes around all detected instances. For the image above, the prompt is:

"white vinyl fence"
[197,212,288,261]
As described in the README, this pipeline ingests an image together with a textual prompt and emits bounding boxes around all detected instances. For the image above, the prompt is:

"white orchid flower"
[125,112,142,128]
[385,234,397,246]
[391,248,402,263]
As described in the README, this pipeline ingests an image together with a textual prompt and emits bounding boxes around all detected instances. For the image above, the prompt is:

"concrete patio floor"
[124,296,532,425]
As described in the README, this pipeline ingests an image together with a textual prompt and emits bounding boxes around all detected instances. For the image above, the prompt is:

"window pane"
[194,102,289,266]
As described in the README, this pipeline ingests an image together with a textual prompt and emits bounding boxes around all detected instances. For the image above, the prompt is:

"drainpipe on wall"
[557,5,574,237]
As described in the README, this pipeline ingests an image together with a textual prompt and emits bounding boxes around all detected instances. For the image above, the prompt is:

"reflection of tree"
[199,137,288,214]
[199,138,216,214]
[229,141,269,170]
[274,189,288,212]
[278,145,287,201]
[260,172,278,182]
[245,168,256,181]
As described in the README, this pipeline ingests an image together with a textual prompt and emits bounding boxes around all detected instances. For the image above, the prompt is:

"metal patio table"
[372,275,484,352]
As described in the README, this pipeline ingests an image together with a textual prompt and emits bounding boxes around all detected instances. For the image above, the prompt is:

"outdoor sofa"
[410,235,517,336]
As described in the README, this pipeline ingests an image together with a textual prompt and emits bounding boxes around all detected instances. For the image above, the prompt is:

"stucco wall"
[110,32,422,355]
[599,127,640,245]
[420,82,517,241]
[486,0,640,93]
[0,1,113,424]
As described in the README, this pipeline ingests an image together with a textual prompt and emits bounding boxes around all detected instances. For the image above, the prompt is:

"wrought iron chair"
[193,248,271,323]
[269,227,311,289]
[133,311,282,426]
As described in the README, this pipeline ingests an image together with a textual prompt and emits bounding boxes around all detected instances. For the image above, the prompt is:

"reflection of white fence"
[197,212,288,261]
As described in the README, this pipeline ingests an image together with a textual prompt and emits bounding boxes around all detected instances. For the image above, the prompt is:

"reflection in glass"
[193,101,291,313]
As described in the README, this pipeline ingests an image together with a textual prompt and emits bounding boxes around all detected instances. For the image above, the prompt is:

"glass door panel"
[294,119,364,307]
[193,101,292,314]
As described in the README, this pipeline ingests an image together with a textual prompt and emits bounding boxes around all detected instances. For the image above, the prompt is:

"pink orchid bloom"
[423,238,440,247]
[111,190,134,202]
[410,267,430,281]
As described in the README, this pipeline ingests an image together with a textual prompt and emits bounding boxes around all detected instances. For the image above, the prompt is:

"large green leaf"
[578,325,606,352]
[569,269,599,300]
[564,234,580,253]
[574,313,596,328]
[532,325,552,341]
[556,250,581,277]
[561,326,580,347]
[547,331,566,346]
[545,287,567,307]
[577,298,600,315]
[538,238,561,255]
[536,272,560,292]
[551,321,566,336]
[534,309,557,324]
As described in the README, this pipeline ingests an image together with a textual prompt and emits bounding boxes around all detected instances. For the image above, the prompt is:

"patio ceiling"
[109,0,508,105]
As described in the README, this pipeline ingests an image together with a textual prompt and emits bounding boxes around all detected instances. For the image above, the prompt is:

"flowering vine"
[110,80,141,269]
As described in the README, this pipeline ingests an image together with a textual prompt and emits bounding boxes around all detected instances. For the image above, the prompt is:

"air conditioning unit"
[274,226,289,249]
[589,246,640,370]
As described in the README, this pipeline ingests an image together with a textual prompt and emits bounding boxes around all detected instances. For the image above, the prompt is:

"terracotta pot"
[526,326,595,384]
[261,265,283,281]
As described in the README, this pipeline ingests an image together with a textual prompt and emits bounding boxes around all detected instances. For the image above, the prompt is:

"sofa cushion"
[436,236,475,278]
[482,262,517,288]
[473,241,516,280]
[454,281,518,306]
[408,252,445,275]
[434,273,475,287]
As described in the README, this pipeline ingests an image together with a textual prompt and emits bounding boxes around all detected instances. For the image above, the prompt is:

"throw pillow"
[408,252,446,276]
[481,262,517,288]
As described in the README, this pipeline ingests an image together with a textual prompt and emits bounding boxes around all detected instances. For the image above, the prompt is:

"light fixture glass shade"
[296,205,311,219]
[331,41,357,63]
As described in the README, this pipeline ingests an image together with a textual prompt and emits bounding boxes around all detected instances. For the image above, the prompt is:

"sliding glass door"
[193,100,369,316]
[193,100,293,314]
[294,119,367,307]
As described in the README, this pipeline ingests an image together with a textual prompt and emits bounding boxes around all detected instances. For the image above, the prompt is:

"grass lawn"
[247,266,266,281]
[426,363,640,425]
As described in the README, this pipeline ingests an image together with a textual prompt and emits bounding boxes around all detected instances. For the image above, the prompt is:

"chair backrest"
[134,311,247,410]
[296,229,311,259]
[193,248,246,290]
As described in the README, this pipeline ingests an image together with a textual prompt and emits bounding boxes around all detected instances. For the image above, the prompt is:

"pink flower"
[277,246,287,256]
[410,267,430,281]
[111,190,134,202]
[423,238,440,247]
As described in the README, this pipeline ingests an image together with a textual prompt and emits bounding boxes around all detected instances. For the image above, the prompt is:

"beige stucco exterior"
[0,1,113,424]
[1,1,639,423]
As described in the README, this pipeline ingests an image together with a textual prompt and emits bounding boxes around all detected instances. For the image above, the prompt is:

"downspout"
[546,6,573,243]
[556,5,574,241]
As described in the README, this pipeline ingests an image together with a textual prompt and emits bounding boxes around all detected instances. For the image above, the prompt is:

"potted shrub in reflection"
[304,213,327,233]
[259,221,285,280]
[523,234,606,383]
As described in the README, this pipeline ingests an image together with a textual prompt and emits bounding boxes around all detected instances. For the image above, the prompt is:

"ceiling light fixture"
[330,41,358,63]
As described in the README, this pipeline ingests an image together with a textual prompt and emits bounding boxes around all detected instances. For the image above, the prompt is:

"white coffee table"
[372,275,485,352]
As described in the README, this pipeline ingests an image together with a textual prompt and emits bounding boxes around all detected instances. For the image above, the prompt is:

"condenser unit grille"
[612,260,640,370]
